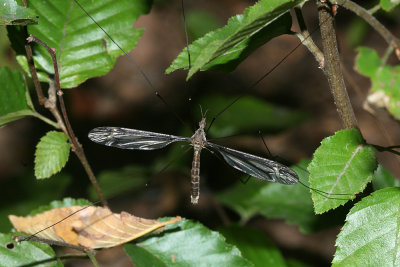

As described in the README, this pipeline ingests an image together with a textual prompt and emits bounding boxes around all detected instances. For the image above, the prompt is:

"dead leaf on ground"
[9,206,181,249]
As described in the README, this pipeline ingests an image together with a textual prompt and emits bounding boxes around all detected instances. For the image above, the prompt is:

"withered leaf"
[9,206,181,249]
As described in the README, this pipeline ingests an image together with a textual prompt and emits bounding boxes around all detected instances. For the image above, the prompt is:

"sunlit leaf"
[219,225,286,267]
[308,129,377,214]
[124,218,252,267]
[0,232,61,267]
[0,67,36,126]
[15,0,151,88]
[34,131,70,179]
[0,0,38,25]
[167,0,307,79]
[355,47,400,119]
[332,187,400,266]
[9,206,181,249]
[380,0,400,11]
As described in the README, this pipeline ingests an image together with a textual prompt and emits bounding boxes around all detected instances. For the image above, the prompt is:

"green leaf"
[0,232,62,267]
[0,67,36,126]
[0,0,38,25]
[19,0,151,88]
[308,129,377,214]
[186,9,221,41]
[217,160,346,233]
[124,218,252,267]
[167,0,306,79]
[87,165,148,200]
[28,197,91,216]
[355,47,400,119]
[345,18,369,48]
[218,225,286,267]
[0,172,71,232]
[373,164,400,191]
[380,0,400,11]
[332,187,400,266]
[355,47,381,77]
[35,131,70,179]
[199,94,309,137]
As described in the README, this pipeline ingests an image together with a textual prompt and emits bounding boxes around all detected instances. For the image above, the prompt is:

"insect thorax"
[191,118,207,147]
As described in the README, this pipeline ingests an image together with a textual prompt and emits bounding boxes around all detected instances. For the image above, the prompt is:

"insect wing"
[206,142,299,185]
[88,127,190,150]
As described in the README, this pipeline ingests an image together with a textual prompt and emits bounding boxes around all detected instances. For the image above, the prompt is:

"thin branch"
[371,144,400,157]
[26,34,108,207]
[24,32,69,132]
[368,4,381,14]
[45,80,68,134]
[335,0,400,60]
[25,43,46,105]
[318,1,358,129]
[294,7,324,68]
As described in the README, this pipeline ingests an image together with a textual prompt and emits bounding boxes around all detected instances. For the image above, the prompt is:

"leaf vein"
[328,144,363,196]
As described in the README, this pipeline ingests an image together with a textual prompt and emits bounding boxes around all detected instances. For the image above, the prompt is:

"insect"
[88,117,299,204]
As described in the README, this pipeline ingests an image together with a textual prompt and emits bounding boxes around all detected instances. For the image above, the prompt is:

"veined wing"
[206,142,299,185]
[88,127,190,150]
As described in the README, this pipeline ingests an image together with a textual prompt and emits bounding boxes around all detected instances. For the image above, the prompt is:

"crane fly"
[88,117,299,204]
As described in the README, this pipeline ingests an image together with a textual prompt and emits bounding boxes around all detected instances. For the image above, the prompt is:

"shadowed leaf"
[0,67,36,126]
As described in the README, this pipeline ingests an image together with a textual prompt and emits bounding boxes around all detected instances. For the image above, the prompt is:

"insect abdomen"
[191,146,202,204]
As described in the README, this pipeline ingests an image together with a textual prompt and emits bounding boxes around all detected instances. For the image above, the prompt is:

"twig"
[293,7,324,68]
[26,34,108,207]
[25,43,45,105]
[45,79,68,134]
[335,0,400,60]
[24,34,66,130]
[25,45,66,131]
[318,1,358,129]
[370,144,400,157]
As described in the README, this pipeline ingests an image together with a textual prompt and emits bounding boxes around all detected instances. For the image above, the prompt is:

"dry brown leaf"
[9,206,181,249]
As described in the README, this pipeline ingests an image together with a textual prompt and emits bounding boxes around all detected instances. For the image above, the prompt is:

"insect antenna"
[180,0,192,71]
[73,0,189,130]
[14,200,102,243]
[205,7,335,134]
